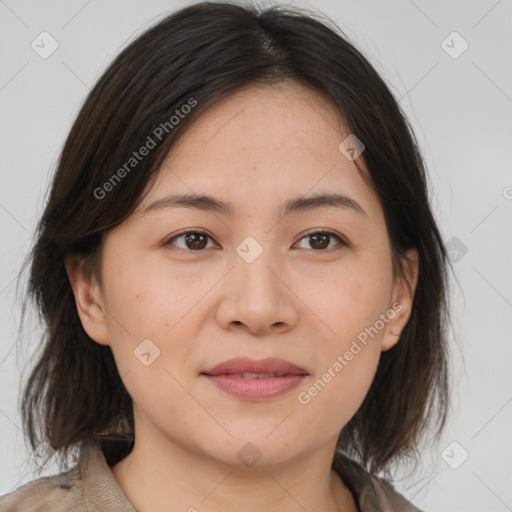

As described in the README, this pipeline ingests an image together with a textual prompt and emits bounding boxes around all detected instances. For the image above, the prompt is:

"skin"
[66,80,418,512]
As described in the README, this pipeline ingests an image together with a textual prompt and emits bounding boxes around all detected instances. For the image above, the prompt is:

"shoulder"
[0,439,137,512]
[0,466,84,512]
[332,450,424,512]
[365,473,424,512]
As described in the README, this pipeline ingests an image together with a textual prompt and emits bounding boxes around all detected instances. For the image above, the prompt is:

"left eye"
[295,231,346,251]
[164,230,346,252]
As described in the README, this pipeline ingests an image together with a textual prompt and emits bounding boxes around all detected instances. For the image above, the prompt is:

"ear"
[381,248,419,351]
[64,253,111,346]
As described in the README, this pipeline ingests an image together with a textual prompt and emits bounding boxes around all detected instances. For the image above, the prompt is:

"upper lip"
[202,357,309,376]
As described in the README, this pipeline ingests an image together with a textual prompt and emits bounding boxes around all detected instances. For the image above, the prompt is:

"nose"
[215,241,299,335]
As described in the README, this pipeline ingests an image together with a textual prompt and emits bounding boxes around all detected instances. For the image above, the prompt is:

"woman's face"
[67,80,418,468]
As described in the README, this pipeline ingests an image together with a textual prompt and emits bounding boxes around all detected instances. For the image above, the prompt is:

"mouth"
[201,357,309,400]
[204,372,306,378]
[202,357,309,376]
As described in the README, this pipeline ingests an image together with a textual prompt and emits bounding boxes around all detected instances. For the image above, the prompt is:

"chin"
[198,433,307,469]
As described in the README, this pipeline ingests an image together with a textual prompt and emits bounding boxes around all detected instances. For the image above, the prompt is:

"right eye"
[163,230,218,251]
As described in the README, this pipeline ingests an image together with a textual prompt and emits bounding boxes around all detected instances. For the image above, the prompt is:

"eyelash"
[163,229,348,253]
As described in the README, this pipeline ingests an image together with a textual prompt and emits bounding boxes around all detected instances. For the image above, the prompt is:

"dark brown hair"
[16,0,451,477]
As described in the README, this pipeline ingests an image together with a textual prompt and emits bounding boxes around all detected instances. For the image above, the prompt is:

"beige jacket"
[0,439,423,511]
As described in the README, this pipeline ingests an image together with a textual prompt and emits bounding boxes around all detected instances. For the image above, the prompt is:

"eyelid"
[163,228,349,251]
[163,229,218,249]
[295,229,349,250]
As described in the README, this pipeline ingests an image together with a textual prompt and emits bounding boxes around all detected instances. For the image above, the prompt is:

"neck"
[110,433,356,512]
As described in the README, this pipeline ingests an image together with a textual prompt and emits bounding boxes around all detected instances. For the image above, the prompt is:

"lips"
[201,357,309,400]
[201,357,309,377]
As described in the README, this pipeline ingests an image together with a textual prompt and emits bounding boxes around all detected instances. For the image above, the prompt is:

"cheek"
[297,339,382,433]
[101,272,202,424]
[289,260,390,429]
[103,257,199,336]
[101,260,209,385]
[303,255,392,342]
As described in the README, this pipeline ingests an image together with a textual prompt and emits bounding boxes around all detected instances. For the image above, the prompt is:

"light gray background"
[0,1,511,510]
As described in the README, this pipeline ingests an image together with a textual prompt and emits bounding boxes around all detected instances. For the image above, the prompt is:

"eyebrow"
[140,192,367,218]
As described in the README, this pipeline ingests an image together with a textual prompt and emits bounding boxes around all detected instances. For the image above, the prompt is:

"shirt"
[0,439,423,511]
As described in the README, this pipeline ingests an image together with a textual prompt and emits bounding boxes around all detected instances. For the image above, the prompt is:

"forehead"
[136,81,381,222]
[169,80,347,164]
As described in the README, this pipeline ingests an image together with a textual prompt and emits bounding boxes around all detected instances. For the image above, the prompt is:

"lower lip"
[203,374,307,400]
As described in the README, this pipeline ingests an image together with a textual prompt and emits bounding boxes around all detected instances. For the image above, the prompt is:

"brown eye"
[164,231,216,251]
[295,231,346,251]
[164,229,347,253]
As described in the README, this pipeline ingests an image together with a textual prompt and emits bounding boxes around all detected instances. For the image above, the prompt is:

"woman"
[0,2,450,511]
